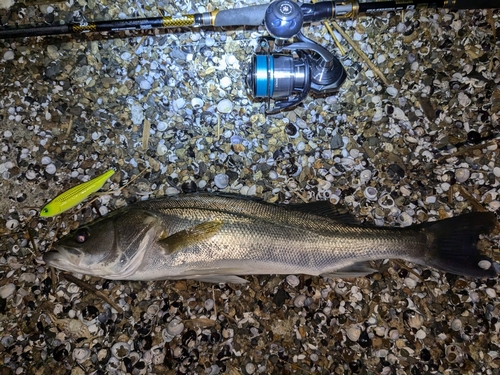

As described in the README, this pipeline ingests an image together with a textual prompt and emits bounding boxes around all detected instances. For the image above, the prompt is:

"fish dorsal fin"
[286,201,360,225]
[158,220,223,254]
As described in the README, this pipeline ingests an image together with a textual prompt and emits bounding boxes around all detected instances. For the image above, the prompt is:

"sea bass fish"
[44,194,498,283]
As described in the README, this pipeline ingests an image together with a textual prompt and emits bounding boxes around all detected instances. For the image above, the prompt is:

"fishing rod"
[1,0,499,113]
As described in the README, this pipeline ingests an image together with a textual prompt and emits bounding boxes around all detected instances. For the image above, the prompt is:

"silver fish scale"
[126,195,426,279]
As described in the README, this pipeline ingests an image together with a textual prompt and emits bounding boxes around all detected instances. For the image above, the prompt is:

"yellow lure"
[40,169,115,217]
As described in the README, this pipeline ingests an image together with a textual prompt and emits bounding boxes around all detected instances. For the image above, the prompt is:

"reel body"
[246,0,347,114]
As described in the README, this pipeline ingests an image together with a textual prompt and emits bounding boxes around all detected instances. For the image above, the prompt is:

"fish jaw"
[44,245,87,274]
[44,245,128,278]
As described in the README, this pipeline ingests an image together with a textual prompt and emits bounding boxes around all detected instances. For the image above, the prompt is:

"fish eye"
[75,228,90,243]
[42,208,49,213]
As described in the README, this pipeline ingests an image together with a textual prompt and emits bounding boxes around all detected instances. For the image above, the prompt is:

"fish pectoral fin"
[321,262,377,279]
[185,274,249,284]
[158,220,223,254]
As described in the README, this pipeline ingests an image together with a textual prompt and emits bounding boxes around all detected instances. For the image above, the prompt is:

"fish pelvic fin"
[158,219,223,254]
[419,212,498,278]
[185,274,249,284]
[321,261,377,279]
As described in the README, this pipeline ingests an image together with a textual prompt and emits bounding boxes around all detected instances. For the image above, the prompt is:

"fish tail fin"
[418,212,497,278]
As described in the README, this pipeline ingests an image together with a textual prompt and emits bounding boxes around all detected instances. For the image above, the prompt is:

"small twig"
[135,35,147,52]
[51,267,57,295]
[453,184,487,212]
[487,9,497,41]
[27,227,38,254]
[142,119,150,151]
[66,115,74,137]
[437,140,497,162]
[61,273,124,313]
[293,190,309,204]
[212,285,217,318]
[330,21,389,86]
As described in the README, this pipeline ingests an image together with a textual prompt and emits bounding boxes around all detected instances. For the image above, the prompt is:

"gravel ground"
[0,1,499,374]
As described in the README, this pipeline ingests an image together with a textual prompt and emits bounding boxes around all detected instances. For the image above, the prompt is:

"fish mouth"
[43,246,83,271]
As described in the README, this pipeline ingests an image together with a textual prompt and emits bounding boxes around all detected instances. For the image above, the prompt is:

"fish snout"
[43,246,83,267]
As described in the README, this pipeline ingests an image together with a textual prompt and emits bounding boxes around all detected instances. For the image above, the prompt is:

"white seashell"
[445,345,464,363]
[404,277,417,288]
[329,194,340,205]
[214,174,229,189]
[165,187,179,196]
[487,200,499,211]
[415,329,426,340]
[140,80,151,90]
[455,168,470,183]
[204,299,215,311]
[157,143,169,156]
[245,363,256,374]
[4,50,15,60]
[173,98,186,111]
[349,149,360,158]
[286,275,300,287]
[293,295,307,308]
[478,259,492,270]
[111,342,130,359]
[147,304,160,316]
[67,283,80,294]
[219,76,232,89]
[388,328,400,340]
[374,326,386,337]
[406,311,424,329]
[73,348,91,362]
[378,194,394,209]
[493,167,500,178]
[45,163,56,175]
[450,318,463,331]
[41,156,52,165]
[372,108,384,122]
[364,187,378,201]
[247,185,257,196]
[397,212,413,227]
[386,86,398,97]
[217,99,233,114]
[157,121,168,131]
[360,169,372,182]
[6,219,19,230]
[0,283,16,299]
[166,317,185,337]
[317,179,331,191]
[346,325,362,341]
[425,196,436,204]
[205,36,215,47]
[191,97,204,109]
[296,141,306,151]
[486,288,496,298]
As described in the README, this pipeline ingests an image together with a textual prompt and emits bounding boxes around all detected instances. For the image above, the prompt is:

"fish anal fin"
[321,262,377,279]
[159,220,223,254]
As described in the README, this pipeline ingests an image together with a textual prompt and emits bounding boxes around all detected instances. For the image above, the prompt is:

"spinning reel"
[246,0,347,114]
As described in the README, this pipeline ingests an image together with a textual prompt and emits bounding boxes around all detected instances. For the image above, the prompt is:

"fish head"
[44,209,161,279]
[44,218,120,277]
